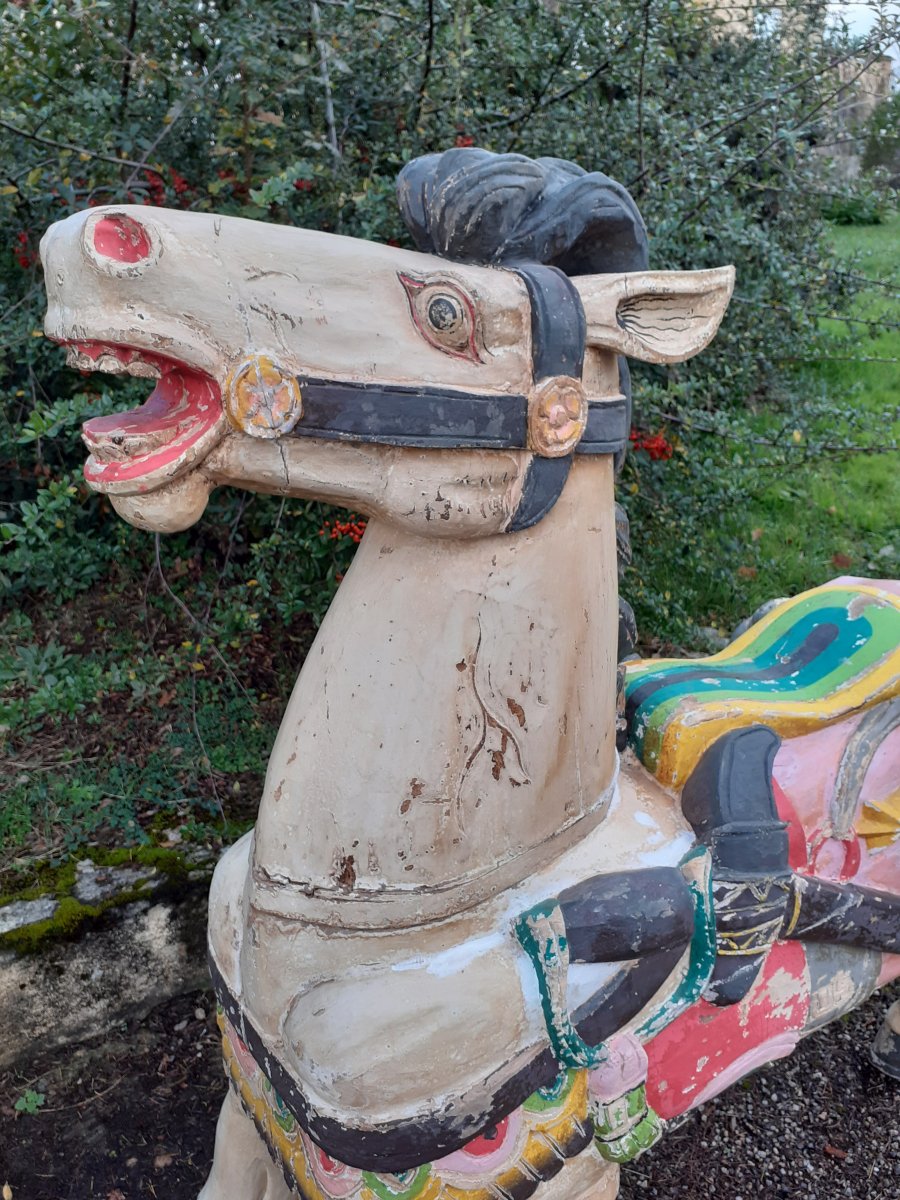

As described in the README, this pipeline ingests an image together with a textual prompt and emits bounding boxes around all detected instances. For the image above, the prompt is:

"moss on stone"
[0,859,79,908]
[86,845,195,883]
[0,896,100,954]
[0,844,215,954]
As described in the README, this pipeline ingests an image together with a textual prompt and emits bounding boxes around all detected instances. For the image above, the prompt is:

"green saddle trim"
[514,900,609,1068]
[515,848,716,1065]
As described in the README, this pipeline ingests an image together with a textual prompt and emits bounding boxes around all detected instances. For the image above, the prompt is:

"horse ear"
[571,266,735,364]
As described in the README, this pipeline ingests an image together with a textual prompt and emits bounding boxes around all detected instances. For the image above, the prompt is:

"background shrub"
[0,0,897,867]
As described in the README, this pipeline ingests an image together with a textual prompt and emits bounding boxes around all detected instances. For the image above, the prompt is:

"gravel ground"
[619,981,900,1200]
[1,983,897,1200]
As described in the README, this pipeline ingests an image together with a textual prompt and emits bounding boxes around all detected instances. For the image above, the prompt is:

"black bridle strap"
[286,377,626,455]
[508,263,587,531]
[285,263,603,531]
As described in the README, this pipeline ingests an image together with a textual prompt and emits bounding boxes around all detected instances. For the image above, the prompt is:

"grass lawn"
[656,214,900,640]
[742,215,899,604]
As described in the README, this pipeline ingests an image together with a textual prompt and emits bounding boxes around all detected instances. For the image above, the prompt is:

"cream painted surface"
[38,198,739,1200]
[203,437,529,540]
[539,1149,619,1200]
[41,206,532,394]
[572,266,735,363]
[110,468,216,531]
[110,437,531,537]
[203,752,696,1134]
[198,1087,294,1200]
[281,940,532,1118]
[249,457,618,922]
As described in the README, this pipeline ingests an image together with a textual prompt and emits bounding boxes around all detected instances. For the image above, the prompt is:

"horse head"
[41,150,733,537]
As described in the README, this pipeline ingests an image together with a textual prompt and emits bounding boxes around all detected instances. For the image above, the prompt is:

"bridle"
[228,263,628,532]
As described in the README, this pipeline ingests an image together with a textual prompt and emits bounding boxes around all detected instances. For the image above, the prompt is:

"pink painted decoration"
[92,214,153,263]
[77,342,223,489]
[644,942,808,1120]
[433,1109,524,1175]
[588,1033,648,1103]
[774,717,900,894]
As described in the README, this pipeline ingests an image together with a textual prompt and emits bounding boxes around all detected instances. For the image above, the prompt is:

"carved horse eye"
[399,272,482,362]
[427,295,463,333]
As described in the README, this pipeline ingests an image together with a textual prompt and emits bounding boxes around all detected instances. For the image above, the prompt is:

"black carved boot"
[680,725,793,1006]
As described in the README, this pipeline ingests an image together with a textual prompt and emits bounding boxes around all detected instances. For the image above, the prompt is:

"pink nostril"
[92,215,152,264]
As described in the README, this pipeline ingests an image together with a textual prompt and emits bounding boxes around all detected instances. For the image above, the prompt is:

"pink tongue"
[83,370,217,446]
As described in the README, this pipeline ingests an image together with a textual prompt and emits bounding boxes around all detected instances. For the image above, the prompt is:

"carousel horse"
[39,149,899,1200]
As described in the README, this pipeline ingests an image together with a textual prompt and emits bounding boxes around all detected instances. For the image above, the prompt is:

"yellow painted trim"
[858,791,900,847]
[648,655,900,787]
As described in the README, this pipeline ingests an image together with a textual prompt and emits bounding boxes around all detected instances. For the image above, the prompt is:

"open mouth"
[63,341,226,493]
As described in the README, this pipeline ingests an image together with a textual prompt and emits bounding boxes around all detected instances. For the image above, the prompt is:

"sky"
[828,2,900,68]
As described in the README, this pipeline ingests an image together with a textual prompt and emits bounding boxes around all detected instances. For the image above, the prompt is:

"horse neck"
[250,455,620,930]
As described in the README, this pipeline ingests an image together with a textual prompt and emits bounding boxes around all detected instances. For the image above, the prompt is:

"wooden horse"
[40,149,899,1200]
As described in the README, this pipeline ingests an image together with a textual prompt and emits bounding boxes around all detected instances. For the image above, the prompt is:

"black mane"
[397,148,648,275]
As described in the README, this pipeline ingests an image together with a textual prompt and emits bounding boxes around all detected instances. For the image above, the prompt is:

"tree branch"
[0,118,165,179]
[676,53,882,229]
[410,0,435,133]
[491,32,634,144]
[655,411,898,458]
[123,61,223,191]
[628,29,896,192]
[118,0,140,122]
[635,0,651,186]
[311,0,341,159]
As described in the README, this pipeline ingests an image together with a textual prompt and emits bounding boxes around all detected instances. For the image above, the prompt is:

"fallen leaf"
[107,1190,126,1199]
[824,1143,848,1160]
[737,565,758,579]
[751,527,763,542]
[4,1181,14,1200]
[158,689,176,707]
[832,553,852,569]
[154,1153,174,1169]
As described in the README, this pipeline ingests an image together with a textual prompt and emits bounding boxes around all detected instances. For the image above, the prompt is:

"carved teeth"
[125,358,161,379]
[89,428,173,462]
[66,346,103,371]
[65,345,160,379]
[96,353,129,375]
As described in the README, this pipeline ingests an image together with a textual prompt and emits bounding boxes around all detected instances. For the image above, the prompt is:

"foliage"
[863,90,900,177]
[819,178,891,225]
[0,0,898,866]
[621,215,900,643]
[13,1089,45,1116]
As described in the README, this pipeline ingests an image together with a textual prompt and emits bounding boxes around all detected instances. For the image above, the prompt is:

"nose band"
[284,375,626,456]
[284,263,621,531]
